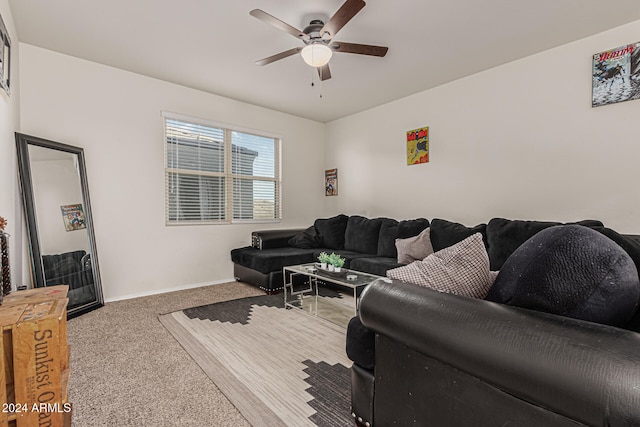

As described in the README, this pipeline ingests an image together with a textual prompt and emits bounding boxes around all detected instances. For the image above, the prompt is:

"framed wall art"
[592,42,640,107]
[0,11,11,95]
[60,204,87,231]
[406,126,429,165]
[325,169,337,196]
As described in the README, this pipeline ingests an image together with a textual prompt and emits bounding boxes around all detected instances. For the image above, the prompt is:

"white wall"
[18,44,326,301]
[0,0,23,290]
[15,19,640,301]
[30,157,90,254]
[326,20,640,234]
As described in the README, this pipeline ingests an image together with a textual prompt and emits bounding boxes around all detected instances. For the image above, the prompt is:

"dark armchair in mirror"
[16,133,104,318]
[42,250,96,305]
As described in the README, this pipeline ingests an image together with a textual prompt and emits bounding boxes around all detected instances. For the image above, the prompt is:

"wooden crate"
[1,304,24,427]
[2,286,69,306]
[0,287,71,427]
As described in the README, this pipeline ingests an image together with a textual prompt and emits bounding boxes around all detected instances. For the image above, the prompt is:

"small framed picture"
[325,169,338,196]
[407,126,429,165]
[61,204,87,231]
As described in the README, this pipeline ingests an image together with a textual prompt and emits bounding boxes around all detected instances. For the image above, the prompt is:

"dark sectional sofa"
[231,214,429,292]
[232,213,640,426]
[231,214,608,292]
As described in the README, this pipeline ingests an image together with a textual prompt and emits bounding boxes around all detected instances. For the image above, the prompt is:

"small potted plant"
[317,252,330,269]
[328,252,345,272]
[332,255,345,273]
[326,253,336,271]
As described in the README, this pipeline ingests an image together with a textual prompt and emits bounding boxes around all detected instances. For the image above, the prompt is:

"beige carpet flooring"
[67,281,263,426]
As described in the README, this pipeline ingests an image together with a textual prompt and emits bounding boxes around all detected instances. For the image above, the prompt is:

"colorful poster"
[61,204,86,231]
[407,127,429,165]
[325,169,337,196]
[592,42,640,107]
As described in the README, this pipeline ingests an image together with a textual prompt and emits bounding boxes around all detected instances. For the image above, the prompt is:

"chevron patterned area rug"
[159,292,353,427]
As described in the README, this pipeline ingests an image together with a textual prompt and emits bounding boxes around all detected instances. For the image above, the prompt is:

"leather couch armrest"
[359,278,640,426]
[251,228,306,249]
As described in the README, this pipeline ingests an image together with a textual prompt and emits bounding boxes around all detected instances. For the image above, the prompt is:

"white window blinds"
[164,114,281,224]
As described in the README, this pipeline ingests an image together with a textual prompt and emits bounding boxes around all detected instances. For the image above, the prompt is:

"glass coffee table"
[283,263,384,328]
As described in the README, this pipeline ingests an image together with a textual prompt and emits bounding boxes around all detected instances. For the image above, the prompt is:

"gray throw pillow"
[395,228,433,264]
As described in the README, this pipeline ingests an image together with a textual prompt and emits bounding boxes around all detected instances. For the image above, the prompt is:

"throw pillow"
[314,214,349,249]
[486,225,640,327]
[344,216,384,255]
[288,226,322,249]
[377,218,430,258]
[395,228,434,264]
[590,227,640,332]
[387,233,493,299]
[397,218,431,239]
[377,218,400,258]
[486,218,606,271]
[429,218,487,252]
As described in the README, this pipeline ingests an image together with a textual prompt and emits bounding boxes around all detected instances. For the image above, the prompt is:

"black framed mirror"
[16,133,104,318]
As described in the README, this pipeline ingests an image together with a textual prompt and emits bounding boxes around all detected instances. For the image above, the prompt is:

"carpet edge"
[158,312,287,427]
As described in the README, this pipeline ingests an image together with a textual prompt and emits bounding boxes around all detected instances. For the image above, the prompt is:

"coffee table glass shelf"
[283,263,383,328]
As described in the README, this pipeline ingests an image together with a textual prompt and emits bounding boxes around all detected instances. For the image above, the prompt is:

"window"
[163,113,281,224]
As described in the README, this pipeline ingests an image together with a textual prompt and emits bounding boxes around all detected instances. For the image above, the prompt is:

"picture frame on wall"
[0,11,11,95]
[407,126,429,165]
[325,169,337,196]
[61,204,87,231]
[592,42,640,107]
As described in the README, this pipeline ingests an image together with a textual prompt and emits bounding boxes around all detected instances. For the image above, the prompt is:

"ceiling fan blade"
[255,47,302,66]
[330,41,388,57]
[318,64,332,81]
[250,9,310,42]
[321,0,366,39]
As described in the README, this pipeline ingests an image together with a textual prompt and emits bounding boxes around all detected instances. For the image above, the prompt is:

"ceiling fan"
[250,0,388,81]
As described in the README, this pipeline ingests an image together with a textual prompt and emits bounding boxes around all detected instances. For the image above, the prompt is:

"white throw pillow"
[387,233,493,299]
[395,228,434,264]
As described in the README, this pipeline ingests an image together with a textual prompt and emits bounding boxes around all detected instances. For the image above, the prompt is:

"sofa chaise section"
[231,231,312,293]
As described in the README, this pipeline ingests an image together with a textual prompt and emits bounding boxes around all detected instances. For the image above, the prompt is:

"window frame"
[162,112,282,225]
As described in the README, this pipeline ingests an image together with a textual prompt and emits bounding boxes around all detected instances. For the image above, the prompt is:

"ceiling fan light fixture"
[301,43,333,67]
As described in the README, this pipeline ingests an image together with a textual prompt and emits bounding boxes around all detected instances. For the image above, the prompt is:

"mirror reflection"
[28,145,97,309]
[16,133,103,318]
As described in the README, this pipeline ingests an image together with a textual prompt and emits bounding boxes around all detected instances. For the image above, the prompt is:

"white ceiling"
[8,0,640,123]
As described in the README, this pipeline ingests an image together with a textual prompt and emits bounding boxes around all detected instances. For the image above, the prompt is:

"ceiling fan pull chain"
[311,66,324,98]
[309,68,324,98]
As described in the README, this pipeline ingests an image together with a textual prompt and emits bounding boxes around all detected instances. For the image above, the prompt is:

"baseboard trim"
[104,278,236,303]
